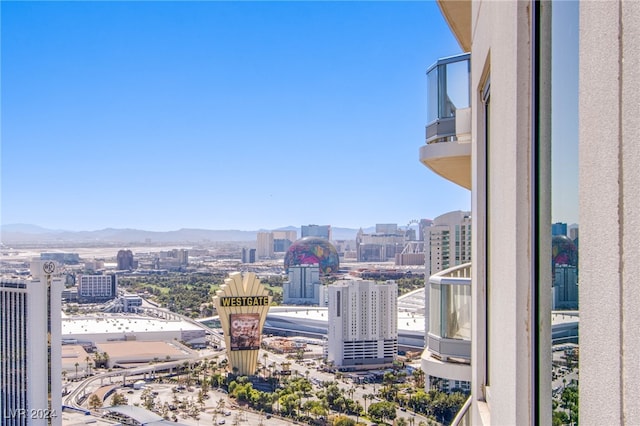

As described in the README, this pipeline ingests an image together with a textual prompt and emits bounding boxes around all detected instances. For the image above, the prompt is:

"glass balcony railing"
[427,262,471,361]
[426,53,470,143]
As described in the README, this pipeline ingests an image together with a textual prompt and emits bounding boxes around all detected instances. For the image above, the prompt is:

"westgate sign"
[212,272,271,376]
[219,296,270,307]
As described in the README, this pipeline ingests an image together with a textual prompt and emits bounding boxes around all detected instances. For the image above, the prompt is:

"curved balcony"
[421,53,471,190]
[427,262,471,362]
[436,1,472,52]
[421,263,472,391]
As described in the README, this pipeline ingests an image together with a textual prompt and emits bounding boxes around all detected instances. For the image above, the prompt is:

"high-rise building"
[375,224,398,234]
[551,222,568,236]
[272,230,297,242]
[425,211,472,277]
[283,264,325,306]
[569,225,579,242]
[301,225,331,241]
[419,219,433,241]
[116,249,135,271]
[552,265,578,310]
[356,226,406,262]
[327,279,397,368]
[272,230,297,253]
[422,1,639,423]
[241,248,256,264]
[176,249,189,266]
[256,232,274,259]
[78,274,117,303]
[0,260,62,426]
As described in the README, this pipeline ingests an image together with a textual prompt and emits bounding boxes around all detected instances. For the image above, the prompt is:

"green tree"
[88,394,102,410]
[368,401,397,423]
[396,417,408,426]
[110,391,128,406]
[333,415,356,426]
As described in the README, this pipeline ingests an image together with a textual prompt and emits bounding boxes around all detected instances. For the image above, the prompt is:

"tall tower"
[256,232,274,259]
[301,225,331,241]
[425,210,472,277]
[0,260,62,426]
[327,279,398,368]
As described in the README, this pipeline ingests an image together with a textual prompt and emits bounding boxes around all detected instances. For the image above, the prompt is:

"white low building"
[62,314,207,346]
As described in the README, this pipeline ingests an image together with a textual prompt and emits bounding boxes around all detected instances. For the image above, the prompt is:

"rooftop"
[62,314,201,336]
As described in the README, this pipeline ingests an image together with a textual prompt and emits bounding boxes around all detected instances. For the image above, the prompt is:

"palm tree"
[74,362,79,380]
[413,368,426,389]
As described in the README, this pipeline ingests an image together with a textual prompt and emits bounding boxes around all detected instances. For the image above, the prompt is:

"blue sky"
[1,1,470,232]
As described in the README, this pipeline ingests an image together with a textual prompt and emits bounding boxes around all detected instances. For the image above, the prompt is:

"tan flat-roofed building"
[95,341,194,367]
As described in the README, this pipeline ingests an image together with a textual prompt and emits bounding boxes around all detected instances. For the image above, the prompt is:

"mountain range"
[0,224,375,245]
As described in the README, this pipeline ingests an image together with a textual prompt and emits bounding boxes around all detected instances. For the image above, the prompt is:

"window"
[536,2,579,424]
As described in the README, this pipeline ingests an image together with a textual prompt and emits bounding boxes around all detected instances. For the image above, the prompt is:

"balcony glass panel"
[427,67,439,124]
[430,280,471,340]
[426,53,470,128]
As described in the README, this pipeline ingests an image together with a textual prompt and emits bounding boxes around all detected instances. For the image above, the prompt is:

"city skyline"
[1,1,472,232]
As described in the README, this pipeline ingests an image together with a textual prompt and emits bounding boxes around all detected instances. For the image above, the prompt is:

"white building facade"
[256,232,274,259]
[425,210,471,278]
[283,264,325,306]
[78,273,117,303]
[0,261,62,426]
[327,280,397,369]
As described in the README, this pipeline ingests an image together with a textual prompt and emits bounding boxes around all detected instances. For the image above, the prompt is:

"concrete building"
[425,210,471,277]
[256,232,274,259]
[116,249,135,271]
[283,264,326,306]
[551,222,567,236]
[327,279,397,369]
[241,247,256,264]
[552,265,578,310]
[40,252,80,264]
[78,273,117,303]
[84,259,105,272]
[422,1,640,424]
[301,225,331,241]
[61,314,206,346]
[0,260,63,426]
[355,227,406,262]
[418,219,433,241]
[273,230,297,242]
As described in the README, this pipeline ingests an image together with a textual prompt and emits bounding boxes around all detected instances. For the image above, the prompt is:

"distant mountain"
[0,224,364,245]
[0,223,64,234]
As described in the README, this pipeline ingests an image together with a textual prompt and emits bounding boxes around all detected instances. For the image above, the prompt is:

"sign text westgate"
[219,296,270,307]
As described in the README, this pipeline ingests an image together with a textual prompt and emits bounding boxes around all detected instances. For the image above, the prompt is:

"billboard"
[229,313,260,351]
[213,272,271,375]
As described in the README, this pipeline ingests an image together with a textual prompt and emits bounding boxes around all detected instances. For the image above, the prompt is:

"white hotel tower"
[327,280,397,369]
[0,260,62,426]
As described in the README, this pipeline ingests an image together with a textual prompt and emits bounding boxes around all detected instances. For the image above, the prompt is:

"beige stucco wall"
[470,1,537,424]
[580,1,640,423]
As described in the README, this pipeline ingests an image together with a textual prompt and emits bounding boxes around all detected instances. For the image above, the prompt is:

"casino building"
[0,260,63,426]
